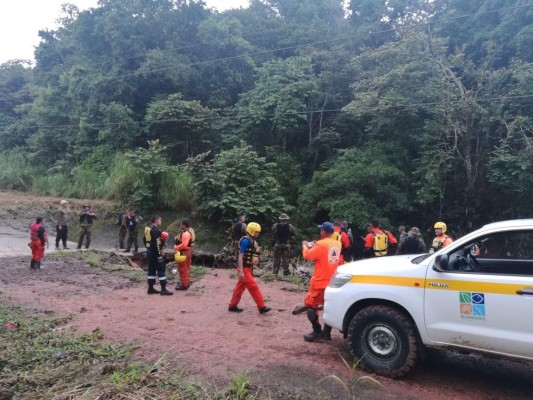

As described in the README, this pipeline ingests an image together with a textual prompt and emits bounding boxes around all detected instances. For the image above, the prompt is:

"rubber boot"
[304,323,324,342]
[160,283,173,296]
[30,260,36,270]
[36,261,41,270]
[147,285,160,295]
[323,324,332,341]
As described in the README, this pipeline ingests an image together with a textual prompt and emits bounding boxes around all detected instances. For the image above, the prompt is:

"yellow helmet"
[174,251,186,263]
[246,222,262,236]
[434,222,447,232]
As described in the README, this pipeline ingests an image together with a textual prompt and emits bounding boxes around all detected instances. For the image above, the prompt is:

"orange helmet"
[161,231,169,240]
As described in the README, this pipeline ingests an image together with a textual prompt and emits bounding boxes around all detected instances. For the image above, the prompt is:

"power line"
[5,94,531,130]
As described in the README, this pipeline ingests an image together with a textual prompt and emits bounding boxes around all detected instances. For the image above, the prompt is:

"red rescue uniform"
[30,222,47,262]
[228,236,266,310]
[174,230,192,288]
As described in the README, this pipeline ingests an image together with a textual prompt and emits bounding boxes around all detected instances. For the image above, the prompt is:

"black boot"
[36,262,41,270]
[323,324,332,341]
[259,306,272,314]
[174,284,189,291]
[160,284,173,296]
[147,285,160,294]
[304,323,324,342]
[30,260,36,270]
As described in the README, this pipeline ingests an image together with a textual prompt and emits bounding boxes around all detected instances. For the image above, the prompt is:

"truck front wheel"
[347,305,420,378]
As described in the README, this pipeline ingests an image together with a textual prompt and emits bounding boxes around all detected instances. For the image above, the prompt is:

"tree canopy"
[0,0,531,234]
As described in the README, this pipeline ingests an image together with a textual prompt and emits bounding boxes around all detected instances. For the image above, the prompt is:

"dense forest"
[0,0,531,235]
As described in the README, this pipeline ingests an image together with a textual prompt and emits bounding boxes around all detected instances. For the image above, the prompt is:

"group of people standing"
[144,216,195,296]
[27,200,453,344]
[28,200,98,269]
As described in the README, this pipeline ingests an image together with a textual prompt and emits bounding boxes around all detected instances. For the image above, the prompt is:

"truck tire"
[347,305,420,378]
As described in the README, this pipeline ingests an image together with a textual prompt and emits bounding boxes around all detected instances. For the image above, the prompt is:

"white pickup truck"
[323,219,533,377]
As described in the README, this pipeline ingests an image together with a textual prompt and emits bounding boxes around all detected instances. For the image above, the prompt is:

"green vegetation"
[321,353,383,400]
[0,0,531,234]
[0,304,260,399]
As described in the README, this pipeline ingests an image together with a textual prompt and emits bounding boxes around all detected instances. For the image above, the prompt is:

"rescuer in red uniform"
[29,216,48,270]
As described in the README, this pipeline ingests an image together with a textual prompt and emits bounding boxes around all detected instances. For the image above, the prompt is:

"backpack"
[274,223,290,244]
[372,230,389,257]
[403,236,420,255]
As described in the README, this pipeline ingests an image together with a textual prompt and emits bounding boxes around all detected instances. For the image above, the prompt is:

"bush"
[105,141,197,213]
[0,149,36,191]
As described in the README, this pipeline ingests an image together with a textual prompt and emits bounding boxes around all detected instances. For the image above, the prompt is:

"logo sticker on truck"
[460,292,486,321]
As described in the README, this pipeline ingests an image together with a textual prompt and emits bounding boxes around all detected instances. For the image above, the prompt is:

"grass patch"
[0,305,261,399]
[47,250,146,283]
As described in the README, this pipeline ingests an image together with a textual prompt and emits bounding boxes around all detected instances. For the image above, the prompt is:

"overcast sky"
[0,0,250,64]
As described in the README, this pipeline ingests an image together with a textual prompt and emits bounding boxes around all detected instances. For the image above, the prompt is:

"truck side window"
[449,231,533,276]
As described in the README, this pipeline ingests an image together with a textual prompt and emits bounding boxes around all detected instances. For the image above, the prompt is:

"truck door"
[424,229,533,357]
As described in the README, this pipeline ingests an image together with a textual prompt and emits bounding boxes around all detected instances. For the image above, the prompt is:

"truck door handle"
[516,288,533,295]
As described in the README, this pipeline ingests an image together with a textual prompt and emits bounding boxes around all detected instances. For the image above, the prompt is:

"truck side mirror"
[435,254,449,271]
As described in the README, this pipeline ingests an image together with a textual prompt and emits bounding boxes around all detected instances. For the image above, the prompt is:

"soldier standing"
[55,200,71,250]
[117,207,129,249]
[231,214,247,252]
[271,213,296,276]
[125,210,142,253]
[77,205,97,250]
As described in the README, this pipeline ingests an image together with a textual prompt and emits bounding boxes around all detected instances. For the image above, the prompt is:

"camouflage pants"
[273,244,290,275]
[78,225,92,249]
[118,226,127,249]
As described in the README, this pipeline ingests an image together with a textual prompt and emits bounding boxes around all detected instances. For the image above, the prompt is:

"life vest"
[30,223,47,244]
[240,235,260,267]
[144,225,161,250]
[274,223,290,244]
[176,228,195,248]
[431,235,450,252]
[332,231,342,243]
[372,230,389,257]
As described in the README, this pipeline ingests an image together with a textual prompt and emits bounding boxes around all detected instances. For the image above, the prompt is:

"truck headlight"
[329,273,352,288]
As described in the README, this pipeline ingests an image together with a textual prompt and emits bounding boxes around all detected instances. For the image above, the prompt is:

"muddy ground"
[1,192,533,399]
[1,253,533,400]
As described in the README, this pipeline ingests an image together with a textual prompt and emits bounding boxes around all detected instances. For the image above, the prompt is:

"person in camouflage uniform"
[77,205,97,250]
[117,207,129,249]
[125,210,142,253]
[55,200,71,250]
[271,213,296,276]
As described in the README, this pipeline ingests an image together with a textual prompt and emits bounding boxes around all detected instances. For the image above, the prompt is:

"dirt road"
[1,253,533,399]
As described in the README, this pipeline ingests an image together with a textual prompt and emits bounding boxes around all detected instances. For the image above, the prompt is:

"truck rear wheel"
[347,305,420,378]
